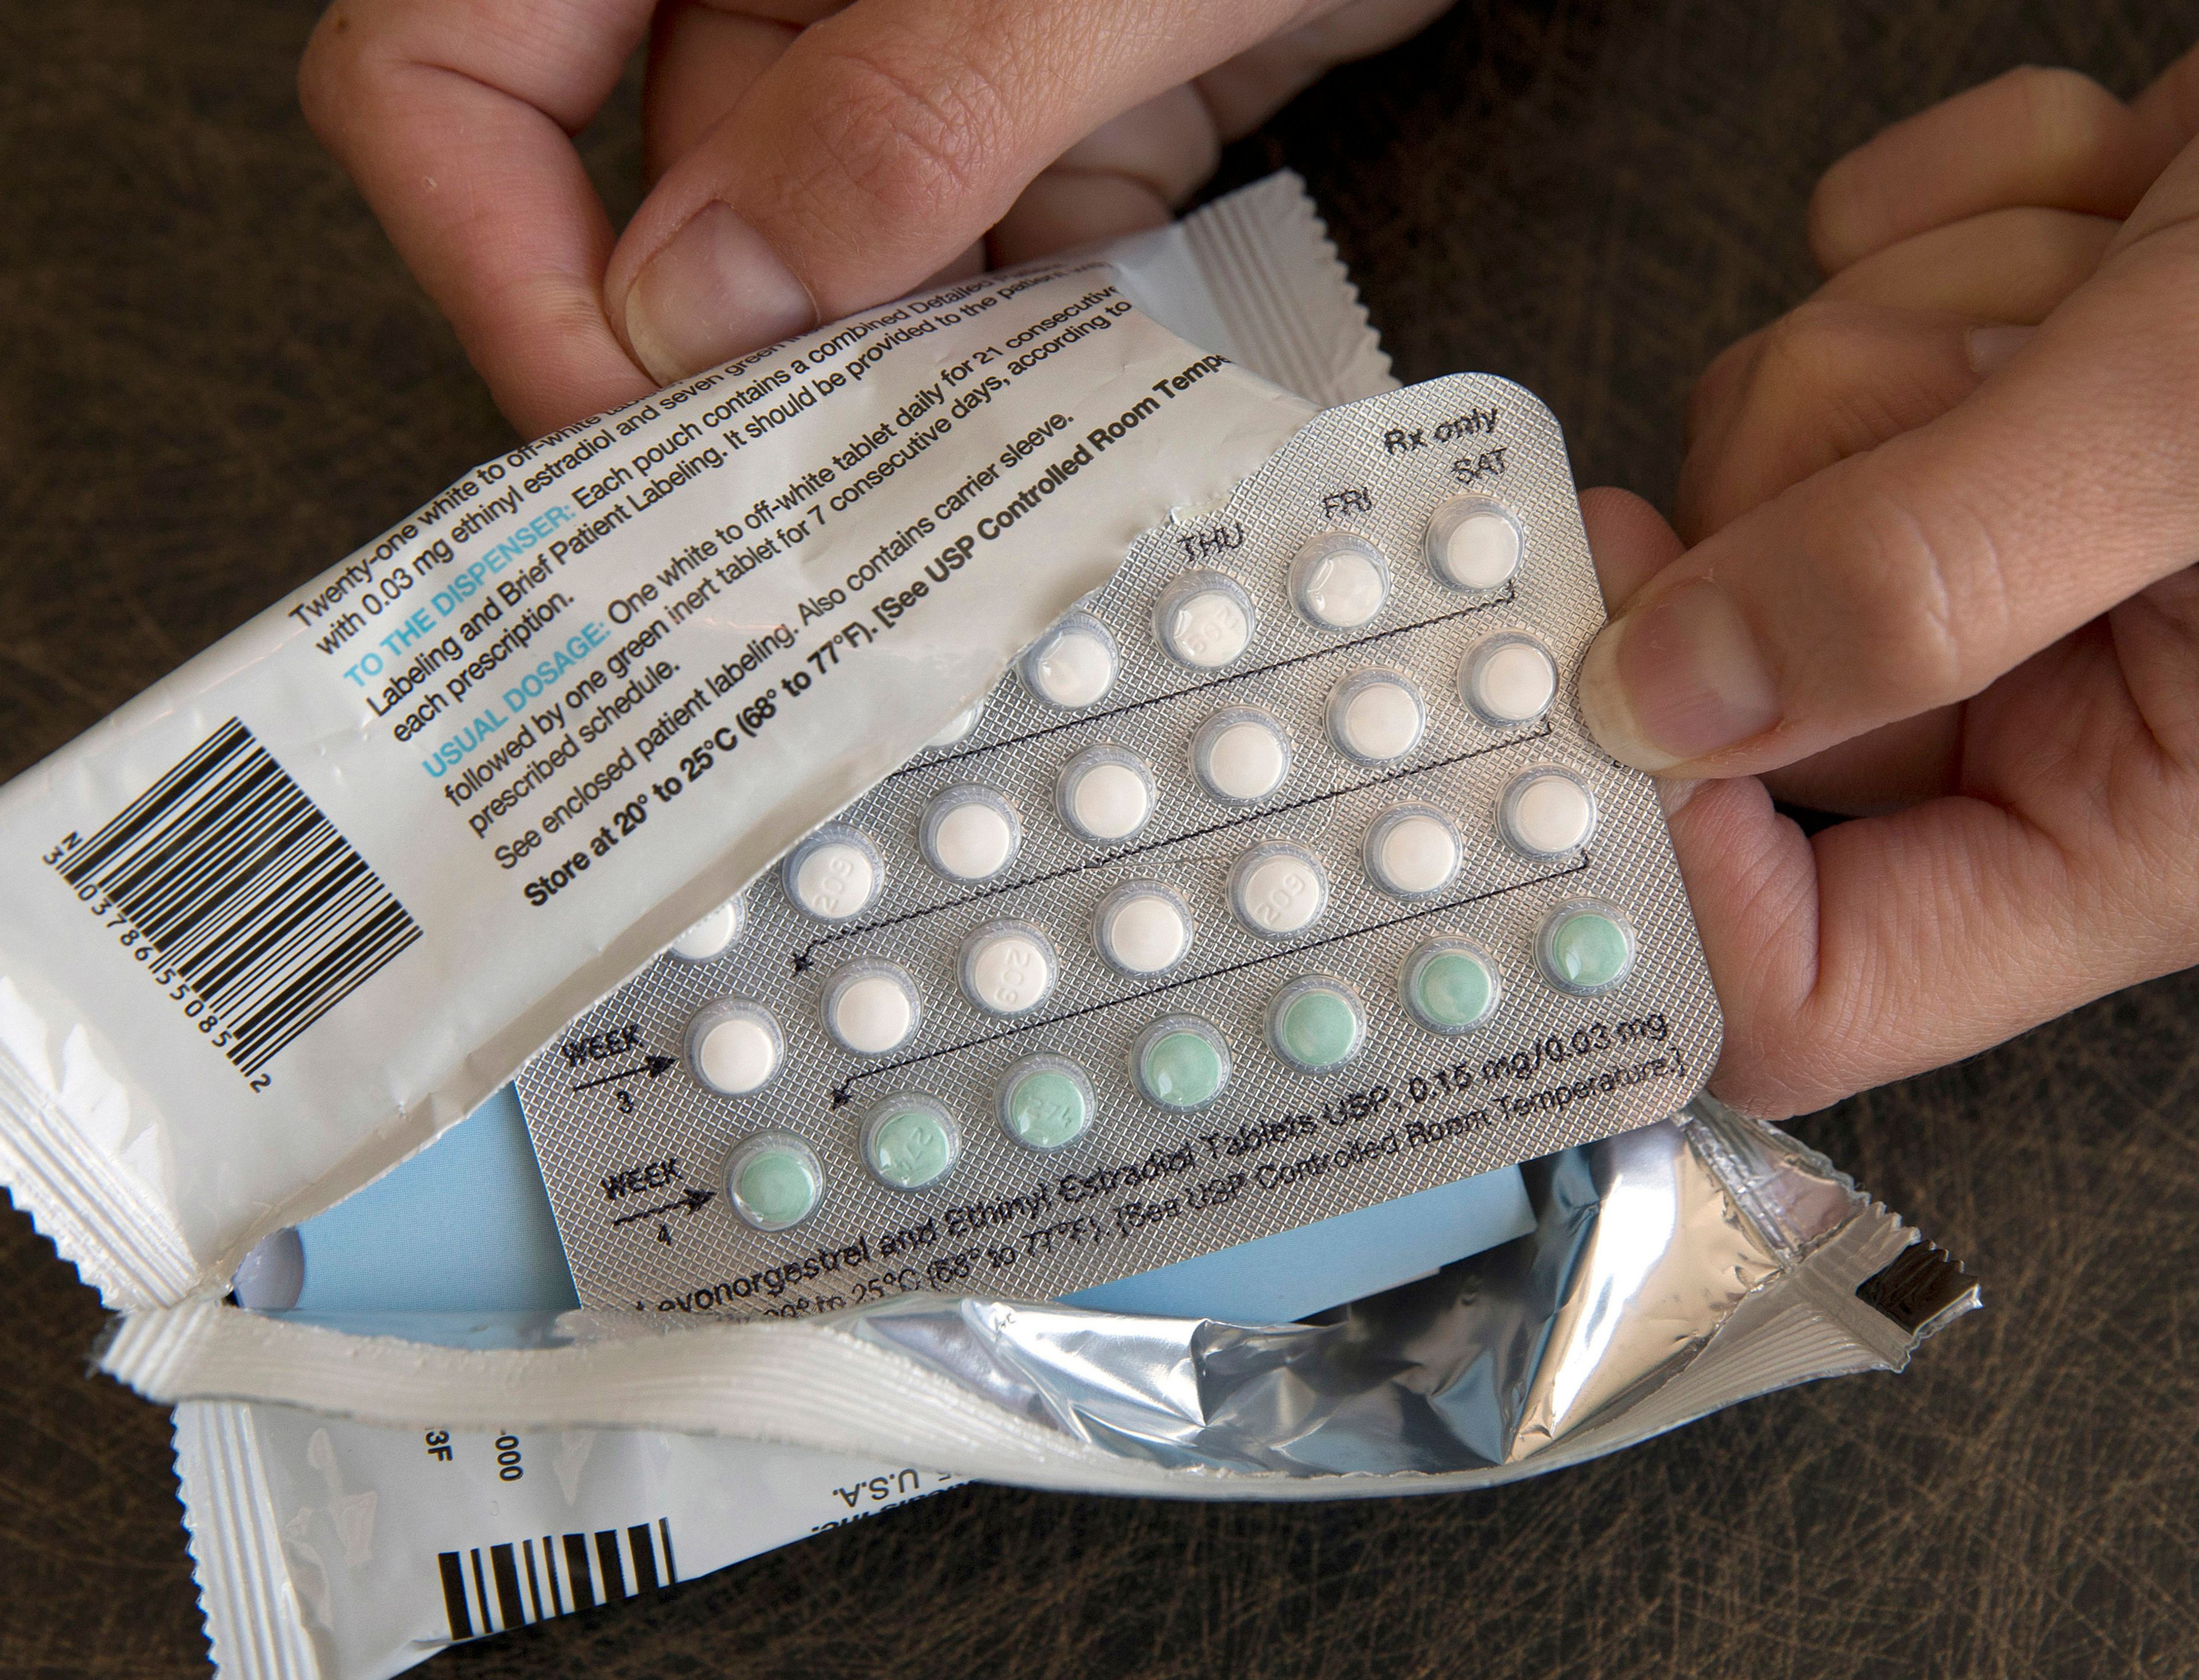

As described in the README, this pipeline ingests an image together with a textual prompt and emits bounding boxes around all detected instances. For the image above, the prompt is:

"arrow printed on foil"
[611,1186,716,1225]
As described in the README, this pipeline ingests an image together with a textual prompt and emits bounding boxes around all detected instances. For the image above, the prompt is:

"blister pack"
[515,374,1724,1317]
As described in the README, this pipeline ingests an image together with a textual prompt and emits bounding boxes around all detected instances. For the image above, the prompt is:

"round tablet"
[1424,496,1524,591]
[957,920,1059,1017]
[1327,669,1426,763]
[821,960,921,1056]
[1228,842,1329,938]
[860,1094,961,1192]
[920,786,1020,882]
[668,893,744,961]
[1021,612,1118,709]
[1266,975,1366,1073]
[1153,569,1255,669]
[1400,938,1501,1034]
[724,1132,822,1232]
[924,701,982,749]
[1363,804,1461,898]
[1057,746,1154,843]
[686,999,783,1095]
[1537,900,1637,995]
[1460,633,1559,727]
[1500,767,1598,857]
[1093,881,1192,976]
[1130,1015,1232,1111]
[1290,533,1390,630]
[784,827,883,923]
[1191,707,1291,804]
[996,1054,1097,1152]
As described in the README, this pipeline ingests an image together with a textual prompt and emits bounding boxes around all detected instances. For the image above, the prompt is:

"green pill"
[1417,953,1491,1026]
[1537,900,1637,995]
[1006,1071,1088,1149]
[1132,1016,1231,1110]
[726,1133,822,1232]
[1268,977,1365,1072]
[862,1096,959,1191]
[996,1055,1096,1151]
[1401,939,1500,1034]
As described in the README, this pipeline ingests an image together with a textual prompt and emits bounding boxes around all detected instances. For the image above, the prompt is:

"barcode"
[439,1519,677,1641]
[55,718,421,1077]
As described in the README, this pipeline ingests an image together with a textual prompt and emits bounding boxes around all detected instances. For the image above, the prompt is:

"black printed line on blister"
[827,852,1593,1105]
[905,583,1518,778]
[791,719,1554,972]
[569,1055,677,1091]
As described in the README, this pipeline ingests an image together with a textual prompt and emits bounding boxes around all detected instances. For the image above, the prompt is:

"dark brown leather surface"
[4,2,2197,1675]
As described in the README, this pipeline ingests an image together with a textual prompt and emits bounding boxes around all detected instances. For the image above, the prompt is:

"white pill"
[959,920,1059,1016]
[1365,806,1460,897]
[1095,883,1192,975]
[1290,534,1389,629]
[688,1001,782,1096]
[1425,498,1523,591]
[1058,747,1153,843]
[787,829,882,922]
[1193,708,1290,804]
[1461,633,1559,726]
[1329,671,1425,763]
[1156,571,1255,669]
[921,787,1019,882]
[668,895,744,961]
[1022,613,1118,709]
[1229,844,1329,937]
[823,964,920,1055]
[925,701,982,748]
[1501,768,1598,856]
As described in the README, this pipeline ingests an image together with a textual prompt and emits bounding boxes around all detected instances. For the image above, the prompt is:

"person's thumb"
[605,0,1306,382]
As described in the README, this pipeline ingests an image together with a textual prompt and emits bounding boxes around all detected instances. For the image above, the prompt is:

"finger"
[1682,206,2084,487]
[1673,602,2199,1118]
[601,0,1341,384]
[1816,206,2117,321]
[1810,66,2162,274]
[1576,492,1968,819]
[1578,487,1684,613]
[987,84,1219,265]
[1674,301,1984,542]
[1658,775,2076,1117]
[2133,40,2199,157]
[1574,230,2199,779]
[643,5,802,185]
[299,0,660,436]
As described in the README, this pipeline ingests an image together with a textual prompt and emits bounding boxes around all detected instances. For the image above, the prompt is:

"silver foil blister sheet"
[517,376,1723,1316]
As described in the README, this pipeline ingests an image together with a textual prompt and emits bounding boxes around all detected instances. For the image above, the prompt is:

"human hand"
[299,0,1450,437]
[1577,53,2199,1118]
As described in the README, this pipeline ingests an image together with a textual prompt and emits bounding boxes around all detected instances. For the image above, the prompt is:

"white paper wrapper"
[0,174,1390,1312]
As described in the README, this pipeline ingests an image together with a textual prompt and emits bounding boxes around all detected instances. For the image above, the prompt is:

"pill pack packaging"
[516,376,1723,1317]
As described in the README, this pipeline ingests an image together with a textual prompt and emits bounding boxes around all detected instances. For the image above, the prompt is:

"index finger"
[1576,143,2199,778]
[301,0,660,435]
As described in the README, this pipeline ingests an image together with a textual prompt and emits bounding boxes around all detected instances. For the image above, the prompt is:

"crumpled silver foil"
[818,1095,1978,1488]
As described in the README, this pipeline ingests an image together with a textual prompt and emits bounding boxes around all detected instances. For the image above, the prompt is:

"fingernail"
[1577,581,1780,771]
[1965,323,2034,377]
[623,202,816,384]
[1655,776,1703,818]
